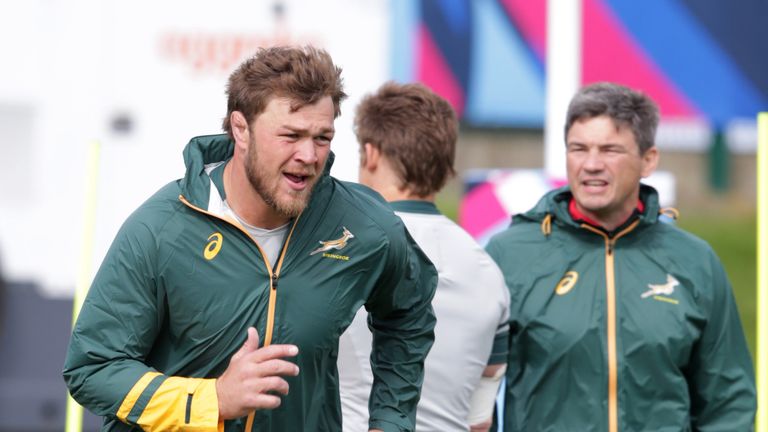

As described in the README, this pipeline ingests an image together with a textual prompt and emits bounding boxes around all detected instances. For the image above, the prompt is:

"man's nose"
[583,149,604,171]
[294,138,318,164]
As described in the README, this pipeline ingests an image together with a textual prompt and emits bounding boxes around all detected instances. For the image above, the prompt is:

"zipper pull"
[271,273,279,290]
[607,241,614,256]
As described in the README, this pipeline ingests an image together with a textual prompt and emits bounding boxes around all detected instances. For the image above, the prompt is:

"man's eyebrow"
[279,125,335,135]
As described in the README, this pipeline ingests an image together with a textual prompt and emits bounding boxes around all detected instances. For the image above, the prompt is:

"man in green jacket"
[486,82,756,431]
[63,46,437,432]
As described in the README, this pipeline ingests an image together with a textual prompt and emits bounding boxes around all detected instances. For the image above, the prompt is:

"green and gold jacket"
[64,134,437,432]
[486,185,755,432]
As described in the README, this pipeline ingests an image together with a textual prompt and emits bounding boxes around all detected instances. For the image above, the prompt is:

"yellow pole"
[758,113,768,431]
[65,141,101,432]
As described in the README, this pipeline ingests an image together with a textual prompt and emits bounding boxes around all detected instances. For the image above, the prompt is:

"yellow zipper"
[179,194,301,345]
[180,194,302,431]
[263,218,300,345]
[580,220,640,432]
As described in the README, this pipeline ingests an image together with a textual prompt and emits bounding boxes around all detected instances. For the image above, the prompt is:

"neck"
[570,199,640,232]
[370,183,434,203]
[586,210,633,232]
[223,159,290,229]
[361,165,435,203]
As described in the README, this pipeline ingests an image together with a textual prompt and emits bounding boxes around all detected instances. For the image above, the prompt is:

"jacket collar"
[390,200,442,215]
[515,184,662,237]
[179,133,335,210]
[567,197,645,229]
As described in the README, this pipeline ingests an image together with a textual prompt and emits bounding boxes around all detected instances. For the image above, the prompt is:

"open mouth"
[284,172,312,190]
[583,179,608,186]
[582,179,608,192]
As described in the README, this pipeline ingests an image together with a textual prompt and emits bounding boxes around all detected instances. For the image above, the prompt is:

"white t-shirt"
[222,200,288,267]
[203,161,289,266]
[338,200,510,432]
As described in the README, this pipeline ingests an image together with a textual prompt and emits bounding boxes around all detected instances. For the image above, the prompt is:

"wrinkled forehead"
[566,115,639,147]
[255,96,336,131]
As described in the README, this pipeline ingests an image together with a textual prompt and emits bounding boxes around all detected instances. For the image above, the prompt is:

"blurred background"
[0,0,764,430]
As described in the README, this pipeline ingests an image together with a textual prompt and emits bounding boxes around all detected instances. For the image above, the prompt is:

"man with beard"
[64,46,437,432]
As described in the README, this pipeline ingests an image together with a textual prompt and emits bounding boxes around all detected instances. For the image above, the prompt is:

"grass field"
[436,191,759,362]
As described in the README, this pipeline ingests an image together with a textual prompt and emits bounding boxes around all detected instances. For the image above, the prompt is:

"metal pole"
[756,112,768,432]
[65,140,101,432]
[544,0,582,181]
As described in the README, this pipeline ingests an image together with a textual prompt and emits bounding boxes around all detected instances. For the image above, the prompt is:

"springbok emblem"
[641,274,679,298]
[310,227,355,255]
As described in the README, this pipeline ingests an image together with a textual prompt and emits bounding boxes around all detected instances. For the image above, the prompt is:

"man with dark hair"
[486,82,756,431]
[339,82,510,432]
[64,46,437,432]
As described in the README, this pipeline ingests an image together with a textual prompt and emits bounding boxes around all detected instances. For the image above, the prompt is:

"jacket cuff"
[125,375,222,431]
[368,419,409,432]
[186,378,222,431]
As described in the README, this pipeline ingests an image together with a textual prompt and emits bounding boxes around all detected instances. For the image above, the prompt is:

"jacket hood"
[179,133,335,207]
[514,183,664,234]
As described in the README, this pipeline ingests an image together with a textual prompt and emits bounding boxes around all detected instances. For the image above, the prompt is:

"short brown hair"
[222,45,347,137]
[355,82,457,197]
[565,82,659,154]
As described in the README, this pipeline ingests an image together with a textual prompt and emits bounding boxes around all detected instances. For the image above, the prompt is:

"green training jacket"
[486,185,755,432]
[63,134,437,432]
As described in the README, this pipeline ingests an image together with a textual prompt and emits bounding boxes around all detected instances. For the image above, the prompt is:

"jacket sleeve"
[485,237,513,366]
[364,225,437,432]
[687,251,756,430]
[63,216,223,432]
[488,265,511,366]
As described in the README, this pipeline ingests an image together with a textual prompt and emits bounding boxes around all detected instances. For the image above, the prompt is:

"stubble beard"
[245,148,316,219]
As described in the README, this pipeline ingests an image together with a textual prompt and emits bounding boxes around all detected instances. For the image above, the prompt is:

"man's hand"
[470,417,492,432]
[216,327,300,420]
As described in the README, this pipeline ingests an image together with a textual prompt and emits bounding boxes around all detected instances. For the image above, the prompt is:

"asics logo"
[555,271,579,295]
[204,232,223,260]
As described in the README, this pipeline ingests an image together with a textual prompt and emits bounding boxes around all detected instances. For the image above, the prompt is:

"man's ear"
[362,143,380,172]
[230,111,250,152]
[640,146,659,178]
